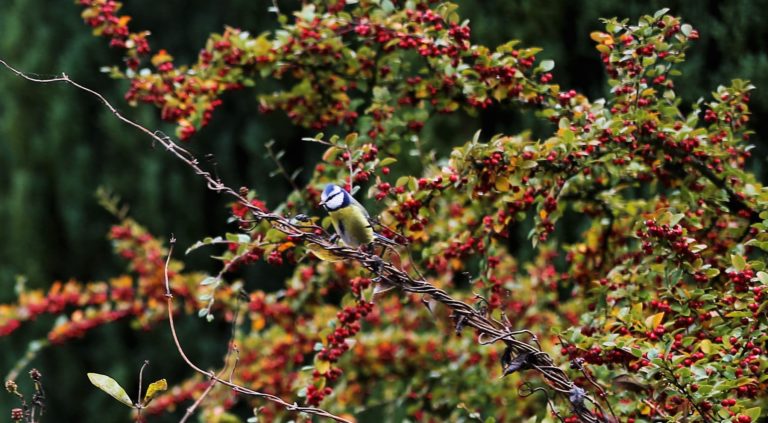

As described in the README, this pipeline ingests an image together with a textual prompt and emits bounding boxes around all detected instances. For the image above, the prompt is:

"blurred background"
[0,0,766,420]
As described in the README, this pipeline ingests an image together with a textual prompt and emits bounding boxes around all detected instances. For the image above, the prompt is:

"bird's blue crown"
[322,183,338,197]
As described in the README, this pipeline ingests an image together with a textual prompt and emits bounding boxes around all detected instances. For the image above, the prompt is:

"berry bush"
[2,2,767,422]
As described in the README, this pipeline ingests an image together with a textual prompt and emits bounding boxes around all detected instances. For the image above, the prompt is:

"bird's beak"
[318,200,327,209]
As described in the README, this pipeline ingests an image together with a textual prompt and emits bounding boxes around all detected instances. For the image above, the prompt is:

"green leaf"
[395,176,411,187]
[732,254,747,271]
[143,379,168,406]
[744,407,761,420]
[200,276,217,286]
[704,268,720,278]
[87,373,134,407]
[538,59,555,72]
[653,8,670,19]
[379,157,397,167]
[669,213,685,226]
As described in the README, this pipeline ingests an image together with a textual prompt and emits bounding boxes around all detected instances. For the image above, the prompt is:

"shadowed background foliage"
[0,0,766,420]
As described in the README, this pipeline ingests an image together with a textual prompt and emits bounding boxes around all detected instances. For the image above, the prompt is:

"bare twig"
[162,237,351,423]
[179,381,216,423]
[181,288,249,423]
[137,360,149,405]
[265,139,302,194]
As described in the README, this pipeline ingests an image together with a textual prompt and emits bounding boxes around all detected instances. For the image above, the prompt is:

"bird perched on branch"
[318,183,402,295]
[319,183,375,247]
[319,183,396,249]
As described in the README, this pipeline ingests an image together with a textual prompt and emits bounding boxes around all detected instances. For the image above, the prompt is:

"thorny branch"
[0,58,604,422]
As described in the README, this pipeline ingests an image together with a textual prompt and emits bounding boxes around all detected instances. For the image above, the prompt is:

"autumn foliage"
[3,1,768,422]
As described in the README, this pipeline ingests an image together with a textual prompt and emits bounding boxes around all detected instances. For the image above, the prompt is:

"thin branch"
[179,378,215,423]
[137,360,149,405]
[136,360,149,420]
[661,362,712,423]
[162,237,351,423]
[265,139,302,194]
[178,291,244,423]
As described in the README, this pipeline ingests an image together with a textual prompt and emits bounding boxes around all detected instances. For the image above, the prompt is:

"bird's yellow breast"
[328,206,374,247]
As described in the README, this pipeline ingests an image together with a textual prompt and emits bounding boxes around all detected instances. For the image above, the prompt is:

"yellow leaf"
[151,49,173,67]
[81,8,98,19]
[410,229,428,243]
[322,146,340,162]
[251,315,265,331]
[315,358,331,374]
[596,44,612,54]
[306,244,344,262]
[252,34,273,56]
[645,312,664,329]
[277,241,296,252]
[699,339,712,354]
[143,379,168,406]
[590,32,613,44]
[450,258,464,271]
[443,101,459,112]
[495,176,510,192]
[492,86,507,102]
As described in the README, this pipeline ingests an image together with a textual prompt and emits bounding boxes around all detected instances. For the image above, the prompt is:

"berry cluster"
[307,299,374,406]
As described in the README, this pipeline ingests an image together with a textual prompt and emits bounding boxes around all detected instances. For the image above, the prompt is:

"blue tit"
[319,184,375,248]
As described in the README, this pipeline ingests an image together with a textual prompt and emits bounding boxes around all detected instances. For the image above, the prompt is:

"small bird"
[319,183,400,296]
[319,184,375,247]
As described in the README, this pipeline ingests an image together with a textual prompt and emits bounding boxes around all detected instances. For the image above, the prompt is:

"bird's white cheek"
[326,196,343,210]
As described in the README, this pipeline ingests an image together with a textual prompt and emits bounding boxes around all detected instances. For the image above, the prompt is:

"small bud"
[29,368,41,382]
[5,380,18,393]
[11,408,23,420]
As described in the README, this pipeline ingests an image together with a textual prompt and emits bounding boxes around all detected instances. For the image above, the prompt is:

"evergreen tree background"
[0,1,766,420]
